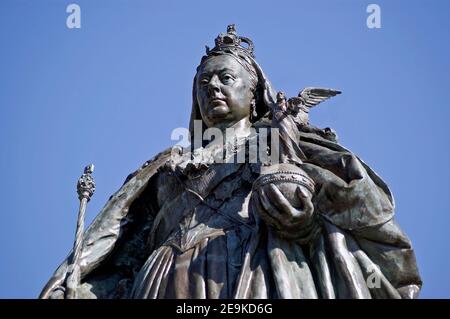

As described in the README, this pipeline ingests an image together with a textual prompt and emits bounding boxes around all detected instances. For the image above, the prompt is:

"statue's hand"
[252,183,316,240]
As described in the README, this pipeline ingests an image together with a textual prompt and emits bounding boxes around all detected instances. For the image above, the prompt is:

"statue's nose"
[208,75,221,95]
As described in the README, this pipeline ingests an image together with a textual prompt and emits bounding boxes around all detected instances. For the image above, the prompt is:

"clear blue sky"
[0,0,449,298]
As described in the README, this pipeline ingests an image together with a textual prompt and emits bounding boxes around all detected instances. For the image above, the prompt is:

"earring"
[251,100,257,118]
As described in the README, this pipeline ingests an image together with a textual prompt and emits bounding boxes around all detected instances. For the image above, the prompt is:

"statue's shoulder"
[253,114,272,130]
[121,147,173,186]
[298,123,339,143]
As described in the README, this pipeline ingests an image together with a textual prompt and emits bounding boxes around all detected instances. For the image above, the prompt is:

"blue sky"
[0,0,449,298]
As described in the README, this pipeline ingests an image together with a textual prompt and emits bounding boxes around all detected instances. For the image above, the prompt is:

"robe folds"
[39,128,421,299]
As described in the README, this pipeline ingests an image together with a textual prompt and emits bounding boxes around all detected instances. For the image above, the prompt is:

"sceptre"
[65,164,95,299]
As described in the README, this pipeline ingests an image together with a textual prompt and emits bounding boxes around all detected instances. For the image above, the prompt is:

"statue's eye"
[221,74,235,84]
[200,78,209,86]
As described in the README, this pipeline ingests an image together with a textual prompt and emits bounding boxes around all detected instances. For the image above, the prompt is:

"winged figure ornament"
[287,87,341,125]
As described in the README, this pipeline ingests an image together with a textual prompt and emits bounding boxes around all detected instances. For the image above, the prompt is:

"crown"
[205,24,255,58]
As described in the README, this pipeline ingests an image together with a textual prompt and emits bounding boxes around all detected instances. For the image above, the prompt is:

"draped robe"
[39,123,422,299]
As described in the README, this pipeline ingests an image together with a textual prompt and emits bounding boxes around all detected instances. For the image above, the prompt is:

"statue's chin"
[208,106,230,119]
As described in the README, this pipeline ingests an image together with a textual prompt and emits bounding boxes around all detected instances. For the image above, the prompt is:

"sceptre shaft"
[65,164,95,299]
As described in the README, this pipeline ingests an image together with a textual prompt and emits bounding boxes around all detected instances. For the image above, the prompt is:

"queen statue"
[39,25,421,299]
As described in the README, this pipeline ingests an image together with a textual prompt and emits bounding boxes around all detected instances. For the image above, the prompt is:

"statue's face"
[196,55,255,129]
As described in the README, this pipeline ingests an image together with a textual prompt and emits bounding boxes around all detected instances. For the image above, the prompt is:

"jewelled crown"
[205,24,255,58]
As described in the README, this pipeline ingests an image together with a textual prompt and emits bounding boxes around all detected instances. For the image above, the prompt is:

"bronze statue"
[40,25,421,299]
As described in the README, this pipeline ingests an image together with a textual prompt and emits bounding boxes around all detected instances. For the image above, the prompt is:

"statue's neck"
[204,117,251,148]
[218,117,251,137]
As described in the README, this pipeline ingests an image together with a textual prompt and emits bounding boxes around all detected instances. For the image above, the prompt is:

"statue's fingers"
[265,184,303,222]
[260,187,306,228]
[252,193,283,230]
[296,185,312,199]
[258,188,285,228]
[265,184,290,210]
[296,187,314,215]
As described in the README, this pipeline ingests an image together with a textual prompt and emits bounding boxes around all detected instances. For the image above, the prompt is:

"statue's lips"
[210,98,227,106]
